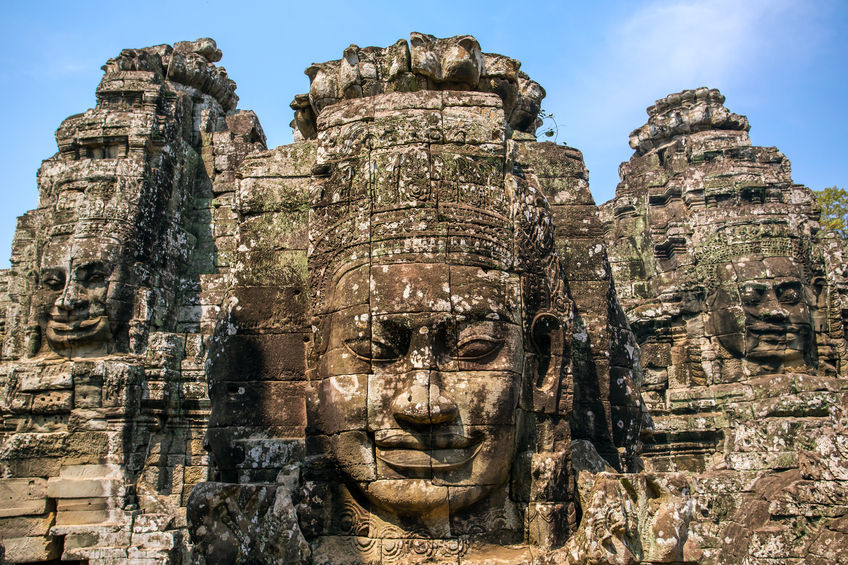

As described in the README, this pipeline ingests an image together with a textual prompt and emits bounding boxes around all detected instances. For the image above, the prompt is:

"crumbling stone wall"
[1,35,845,565]
[0,39,266,563]
[601,88,848,563]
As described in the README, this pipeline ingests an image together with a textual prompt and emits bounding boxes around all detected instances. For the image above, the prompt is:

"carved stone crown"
[694,223,818,286]
[628,87,750,156]
[290,32,545,140]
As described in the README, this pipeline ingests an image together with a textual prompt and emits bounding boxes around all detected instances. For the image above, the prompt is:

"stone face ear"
[531,312,565,414]
[531,312,563,357]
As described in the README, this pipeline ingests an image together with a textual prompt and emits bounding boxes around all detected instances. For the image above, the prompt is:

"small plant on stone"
[537,108,560,143]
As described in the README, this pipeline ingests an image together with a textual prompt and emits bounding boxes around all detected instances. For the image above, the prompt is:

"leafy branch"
[814,186,848,240]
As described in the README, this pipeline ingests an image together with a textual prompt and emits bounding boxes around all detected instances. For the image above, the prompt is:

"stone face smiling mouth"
[373,431,484,472]
[48,316,107,332]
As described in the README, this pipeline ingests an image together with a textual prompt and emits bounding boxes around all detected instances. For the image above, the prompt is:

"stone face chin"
[45,315,112,356]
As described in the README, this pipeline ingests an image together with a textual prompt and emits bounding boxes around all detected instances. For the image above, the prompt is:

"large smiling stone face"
[706,255,816,373]
[315,261,524,516]
[34,235,126,358]
[303,89,573,529]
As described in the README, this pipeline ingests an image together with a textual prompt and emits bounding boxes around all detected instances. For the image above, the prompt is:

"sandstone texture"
[0,35,843,565]
[601,87,848,563]
[0,38,266,563]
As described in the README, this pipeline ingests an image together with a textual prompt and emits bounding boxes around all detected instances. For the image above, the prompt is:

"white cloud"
[610,0,812,95]
[571,0,825,133]
[548,0,830,201]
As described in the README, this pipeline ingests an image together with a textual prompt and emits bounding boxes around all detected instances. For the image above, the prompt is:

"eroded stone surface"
[0,37,266,564]
[1,36,844,565]
[602,88,848,564]
[290,32,546,141]
[188,34,644,564]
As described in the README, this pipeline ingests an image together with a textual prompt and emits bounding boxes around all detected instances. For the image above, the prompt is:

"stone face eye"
[777,285,801,304]
[344,338,401,362]
[42,271,65,291]
[370,340,401,361]
[455,336,503,360]
[740,285,765,305]
[343,338,371,360]
[85,271,107,284]
[77,262,110,285]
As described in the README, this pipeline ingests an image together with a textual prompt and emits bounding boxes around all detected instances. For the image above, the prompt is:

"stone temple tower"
[601,88,848,563]
[1,35,845,565]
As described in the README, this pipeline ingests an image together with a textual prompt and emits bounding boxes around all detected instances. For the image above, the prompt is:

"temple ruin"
[0,34,844,564]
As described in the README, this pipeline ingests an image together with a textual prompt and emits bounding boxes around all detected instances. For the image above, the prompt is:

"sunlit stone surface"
[0,36,844,565]
[601,87,848,563]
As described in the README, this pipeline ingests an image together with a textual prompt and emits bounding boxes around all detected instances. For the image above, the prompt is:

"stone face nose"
[392,380,458,426]
[55,279,87,311]
[758,293,790,322]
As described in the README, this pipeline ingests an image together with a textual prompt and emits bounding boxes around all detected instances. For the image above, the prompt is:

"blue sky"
[2,0,846,265]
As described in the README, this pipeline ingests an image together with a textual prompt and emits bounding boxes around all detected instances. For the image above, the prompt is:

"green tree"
[814,186,848,239]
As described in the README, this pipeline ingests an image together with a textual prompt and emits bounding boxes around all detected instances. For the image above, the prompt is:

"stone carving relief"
[601,88,848,563]
[0,38,268,563]
[303,90,574,553]
[2,33,844,565]
[290,32,546,142]
[188,34,649,565]
[33,233,123,358]
[698,228,819,377]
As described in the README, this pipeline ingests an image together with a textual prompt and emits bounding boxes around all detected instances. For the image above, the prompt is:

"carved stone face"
[35,236,125,358]
[316,261,524,516]
[706,256,815,370]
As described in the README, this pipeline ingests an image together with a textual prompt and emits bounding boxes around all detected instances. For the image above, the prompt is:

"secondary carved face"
[35,236,123,358]
[706,256,815,370]
[317,262,524,516]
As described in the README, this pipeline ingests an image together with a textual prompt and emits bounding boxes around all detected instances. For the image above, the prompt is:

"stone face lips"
[602,88,848,563]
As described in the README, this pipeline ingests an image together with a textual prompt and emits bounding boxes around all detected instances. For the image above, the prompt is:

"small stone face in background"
[36,235,122,359]
[705,254,816,372]
[602,87,848,563]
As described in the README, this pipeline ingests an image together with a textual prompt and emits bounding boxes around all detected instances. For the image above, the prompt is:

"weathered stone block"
[208,381,306,428]
[30,390,73,413]
[207,333,307,383]
[19,367,72,391]
[48,477,124,499]
[0,478,49,517]
[0,513,55,538]
[3,535,61,562]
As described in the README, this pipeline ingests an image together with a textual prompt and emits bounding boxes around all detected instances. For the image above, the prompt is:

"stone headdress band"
[694,223,818,287]
[308,169,569,329]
